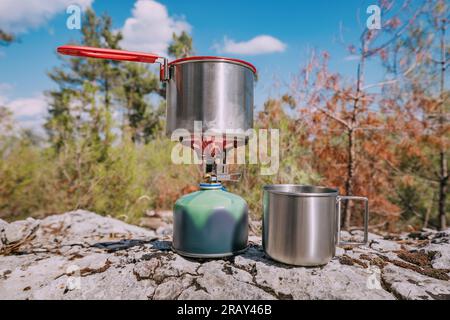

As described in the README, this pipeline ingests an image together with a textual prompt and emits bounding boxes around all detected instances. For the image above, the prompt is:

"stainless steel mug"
[262,185,369,266]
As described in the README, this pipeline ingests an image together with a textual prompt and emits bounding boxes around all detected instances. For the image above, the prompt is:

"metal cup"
[262,185,369,266]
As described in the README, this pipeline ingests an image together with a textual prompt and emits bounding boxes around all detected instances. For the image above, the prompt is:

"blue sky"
[0,0,415,130]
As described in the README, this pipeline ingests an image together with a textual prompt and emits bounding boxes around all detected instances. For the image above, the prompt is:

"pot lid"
[263,185,339,197]
[169,56,257,74]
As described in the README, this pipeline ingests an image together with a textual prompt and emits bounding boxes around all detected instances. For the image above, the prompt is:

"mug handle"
[336,196,369,246]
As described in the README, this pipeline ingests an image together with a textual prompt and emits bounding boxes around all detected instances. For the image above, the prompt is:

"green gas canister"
[172,182,248,258]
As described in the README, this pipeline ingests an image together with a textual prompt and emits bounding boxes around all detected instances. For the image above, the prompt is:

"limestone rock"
[0,210,448,300]
[382,265,450,300]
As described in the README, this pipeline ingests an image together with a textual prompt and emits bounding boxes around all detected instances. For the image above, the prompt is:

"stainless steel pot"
[262,185,369,266]
[166,57,254,136]
[56,46,256,137]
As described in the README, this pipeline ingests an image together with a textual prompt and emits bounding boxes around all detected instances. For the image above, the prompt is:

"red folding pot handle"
[57,45,160,63]
[57,45,169,80]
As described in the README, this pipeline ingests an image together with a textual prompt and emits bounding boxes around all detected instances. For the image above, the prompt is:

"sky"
[0,0,416,131]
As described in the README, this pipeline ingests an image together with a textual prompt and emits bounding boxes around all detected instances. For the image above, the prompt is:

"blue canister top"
[199,182,223,190]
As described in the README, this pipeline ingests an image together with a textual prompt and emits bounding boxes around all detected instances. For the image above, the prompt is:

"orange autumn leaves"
[280,52,403,229]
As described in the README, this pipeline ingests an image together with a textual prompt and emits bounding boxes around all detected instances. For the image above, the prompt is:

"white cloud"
[215,35,287,56]
[120,0,191,56]
[0,83,47,131]
[7,95,47,119]
[0,0,93,33]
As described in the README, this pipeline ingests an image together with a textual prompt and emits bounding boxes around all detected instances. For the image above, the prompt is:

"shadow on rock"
[238,243,296,269]
[149,240,172,251]
[92,239,153,252]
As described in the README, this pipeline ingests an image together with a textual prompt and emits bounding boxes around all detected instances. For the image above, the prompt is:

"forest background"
[0,0,448,232]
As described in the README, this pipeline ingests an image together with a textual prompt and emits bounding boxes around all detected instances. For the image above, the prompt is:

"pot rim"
[169,56,257,74]
[263,184,339,197]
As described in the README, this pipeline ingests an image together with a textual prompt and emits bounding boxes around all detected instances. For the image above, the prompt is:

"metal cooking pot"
[166,56,254,137]
[57,46,256,137]
[262,185,369,266]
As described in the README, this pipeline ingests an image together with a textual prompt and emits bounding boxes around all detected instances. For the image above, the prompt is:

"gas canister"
[172,182,248,258]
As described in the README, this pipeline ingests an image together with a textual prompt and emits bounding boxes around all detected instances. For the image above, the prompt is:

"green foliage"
[0,147,41,220]
[168,31,194,58]
[0,134,195,223]
[46,9,120,150]
[390,179,435,228]
[115,62,163,143]
[0,109,320,222]
[46,9,162,149]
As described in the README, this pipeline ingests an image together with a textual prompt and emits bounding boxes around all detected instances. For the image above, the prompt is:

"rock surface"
[0,210,449,300]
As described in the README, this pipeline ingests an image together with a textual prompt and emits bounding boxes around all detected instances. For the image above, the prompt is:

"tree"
[434,1,449,230]
[282,1,427,230]
[168,31,194,58]
[382,0,449,230]
[0,107,14,153]
[115,62,163,143]
[46,9,122,154]
[334,1,427,229]
[283,51,400,230]
[116,30,194,142]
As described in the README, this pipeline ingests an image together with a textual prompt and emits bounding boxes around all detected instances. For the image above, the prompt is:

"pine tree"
[117,31,194,142]
[116,62,163,143]
[168,31,194,58]
[382,0,449,230]
[46,9,122,156]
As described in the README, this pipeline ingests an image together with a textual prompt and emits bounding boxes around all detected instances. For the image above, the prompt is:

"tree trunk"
[342,34,367,230]
[102,71,112,155]
[438,169,448,230]
[343,128,355,229]
[437,17,448,231]
[423,198,432,229]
